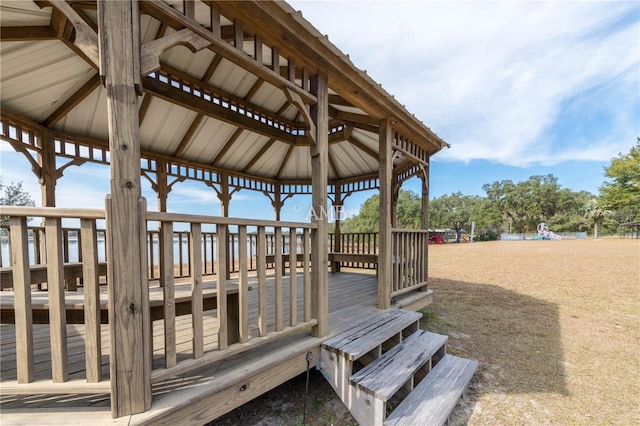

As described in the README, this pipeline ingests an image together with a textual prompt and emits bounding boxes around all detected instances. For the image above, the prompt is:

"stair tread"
[322,310,422,361]
[350,330,448,401]
[385,354,478,426]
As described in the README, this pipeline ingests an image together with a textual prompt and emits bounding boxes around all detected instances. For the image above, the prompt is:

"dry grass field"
[429,238,639,425]
[212,238,639,425]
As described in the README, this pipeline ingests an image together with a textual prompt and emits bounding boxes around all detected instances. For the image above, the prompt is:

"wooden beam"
[276,145,294,179]
[244,79,264,101]
[202,53,223,83]
[328,94,354,107]
[138,94,153,125]
[139,0,316,105]
[173,114,204,157]
[140,28,211,76]
[328,150,339,179]
[143,76,299,144]
[347,135,378,160]
[42,74,101,127]
[48,0,99,67]
[212,128,244,165]
[0,26,56,41]
[242,138,276,173]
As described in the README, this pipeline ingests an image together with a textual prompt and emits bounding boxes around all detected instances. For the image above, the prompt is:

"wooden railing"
[1,226,304,286]
[145,211,316,383]
[391,229,429,296]
[328,232,378,269]
[0,206,318,395]
[0,207,108,393]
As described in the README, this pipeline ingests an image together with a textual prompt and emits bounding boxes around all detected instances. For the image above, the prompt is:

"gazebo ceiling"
[0,0,448,189]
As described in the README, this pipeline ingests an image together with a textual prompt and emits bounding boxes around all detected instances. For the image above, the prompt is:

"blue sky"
[1,0,639,223]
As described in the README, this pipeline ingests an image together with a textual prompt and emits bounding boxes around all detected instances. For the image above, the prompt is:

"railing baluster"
[289,227,297,327]
[303,228,311,322]
[11,216,34,383]
[45,217,68,382]
[238,225,249,343]
[257,226,267,337]
[190,223,204,358]
[160,221,176,368]
[216,224,228,350]
[80,219,101,382]
[274,226,283,332]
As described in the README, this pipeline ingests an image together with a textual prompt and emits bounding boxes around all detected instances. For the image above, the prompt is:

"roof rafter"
[42,73,101,127]
[276,144,295,179]
[0,26,56,41]
[173,113,204,157]
[242,137,277,173]
[328,150,339,179]
[347,135,378,160]
[212,128,244,165]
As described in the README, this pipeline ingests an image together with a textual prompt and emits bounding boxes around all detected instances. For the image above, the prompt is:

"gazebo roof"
[1,0,448,193]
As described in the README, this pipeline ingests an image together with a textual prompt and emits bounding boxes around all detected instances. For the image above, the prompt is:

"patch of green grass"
[419,308,452,335]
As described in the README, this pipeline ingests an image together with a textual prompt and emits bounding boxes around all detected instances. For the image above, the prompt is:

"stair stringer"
[319,347,386,426]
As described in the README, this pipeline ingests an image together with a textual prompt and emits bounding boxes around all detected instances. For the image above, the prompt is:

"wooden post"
[273,185,282,221]
[420,162,429,291]
[157,159,168,212]
[98,0,151,417]
[331,184,342,273]
[219,173,231,279]
[378,119,393,310]
[38,130,57,208]
[310,71,329,337]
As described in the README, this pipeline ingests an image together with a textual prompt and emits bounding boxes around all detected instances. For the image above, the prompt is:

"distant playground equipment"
[532,222,562,240]
[429,228,471,244]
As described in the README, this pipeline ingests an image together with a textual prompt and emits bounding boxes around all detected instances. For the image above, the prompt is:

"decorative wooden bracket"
[140,28,211,76]
[284,87,316,145]
[141,171,185,193]
[47,0,99,67]
[4,140,41,179]
[55,158,87,180]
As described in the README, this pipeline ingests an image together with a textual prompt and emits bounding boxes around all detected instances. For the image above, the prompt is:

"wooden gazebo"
[0,2,477,425]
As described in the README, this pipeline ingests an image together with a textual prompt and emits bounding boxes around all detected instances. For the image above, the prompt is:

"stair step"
[322,310,422,361]
[350,330,448,401]
[385,354,478,426]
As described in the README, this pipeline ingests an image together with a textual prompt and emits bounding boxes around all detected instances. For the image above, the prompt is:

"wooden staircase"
[319,310,478,426]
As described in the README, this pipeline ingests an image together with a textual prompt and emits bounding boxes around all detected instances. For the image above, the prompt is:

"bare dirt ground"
[211,238,640,425]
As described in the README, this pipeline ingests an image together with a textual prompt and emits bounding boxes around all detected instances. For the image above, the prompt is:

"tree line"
[336,138,639,239]
[2,139,638,237]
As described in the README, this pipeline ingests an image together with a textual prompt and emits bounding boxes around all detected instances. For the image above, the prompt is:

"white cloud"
[291,1,639,167]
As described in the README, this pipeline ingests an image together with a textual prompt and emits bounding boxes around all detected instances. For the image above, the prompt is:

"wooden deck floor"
[0,272,380,423]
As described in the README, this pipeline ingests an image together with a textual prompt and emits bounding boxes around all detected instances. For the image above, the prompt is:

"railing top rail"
[146,211,317,229]
[0,206,106,220]
[0,206,318,229]
[391,228,430,234]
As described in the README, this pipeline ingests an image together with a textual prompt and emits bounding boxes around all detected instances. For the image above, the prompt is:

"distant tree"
[429,192,482,231]
[0,177,36,226]
[549,189,593,232]
[582,198,611,239]
[340,189,422,233]
[483,174,569,233]
[599,138,640,222]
